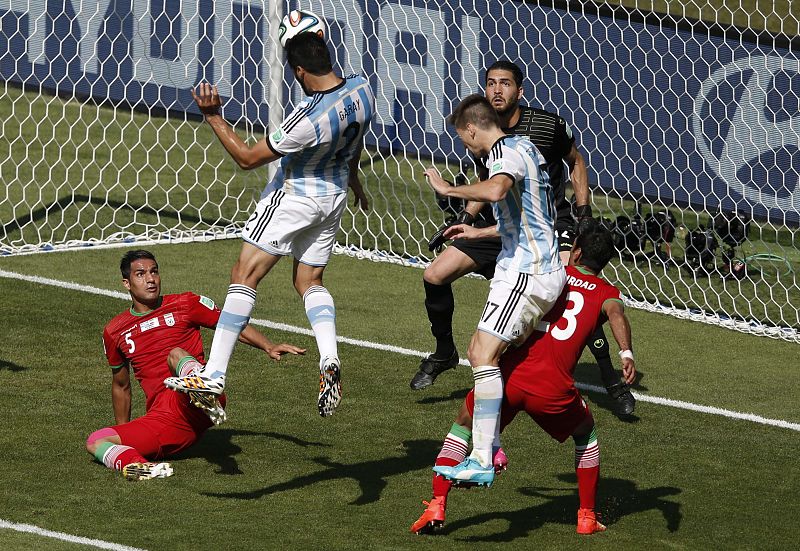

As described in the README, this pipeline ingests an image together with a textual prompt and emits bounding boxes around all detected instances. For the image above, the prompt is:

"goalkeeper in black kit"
[412,60,635,417]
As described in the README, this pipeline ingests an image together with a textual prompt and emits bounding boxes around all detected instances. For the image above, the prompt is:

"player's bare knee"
[423,263,447,286]
[573,412,595,439]
[467,342,500,367]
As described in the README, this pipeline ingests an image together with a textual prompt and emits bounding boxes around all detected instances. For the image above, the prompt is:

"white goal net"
[0,1,798,342]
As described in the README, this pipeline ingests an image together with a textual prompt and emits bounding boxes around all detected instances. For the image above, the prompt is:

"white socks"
[204,284,256,378]
[303,285,338,367]
[469,365,503,468]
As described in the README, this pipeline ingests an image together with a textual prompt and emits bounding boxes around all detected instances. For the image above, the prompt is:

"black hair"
[486,60,524,87]
[446,94,501,130]
[120,250,157,279]
[285,32,333,75]
[574,223,615,273]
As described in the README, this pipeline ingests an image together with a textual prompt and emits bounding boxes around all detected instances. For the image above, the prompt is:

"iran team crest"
[164,313,175,326]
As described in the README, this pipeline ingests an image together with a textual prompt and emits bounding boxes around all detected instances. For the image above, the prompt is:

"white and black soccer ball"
[278,9,326,48]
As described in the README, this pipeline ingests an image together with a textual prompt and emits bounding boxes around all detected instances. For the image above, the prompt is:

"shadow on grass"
[0,359,27,372]
[203,438,440,504]
[175,429,330,475]
[416,386,471,405]
[443,473,682,541]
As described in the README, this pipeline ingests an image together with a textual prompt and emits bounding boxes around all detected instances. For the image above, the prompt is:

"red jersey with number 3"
[501,266,622,399]
[102,292,221,410]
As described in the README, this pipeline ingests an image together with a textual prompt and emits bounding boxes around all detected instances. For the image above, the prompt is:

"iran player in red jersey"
[415,222,636,535]
[86,250,305,480]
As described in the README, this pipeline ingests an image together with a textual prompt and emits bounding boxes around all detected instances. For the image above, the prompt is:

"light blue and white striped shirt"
[266,74,374,197]
[485,135,561,275]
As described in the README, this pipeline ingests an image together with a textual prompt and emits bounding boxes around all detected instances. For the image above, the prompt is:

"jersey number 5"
[550,291,584,341]
[124,332,135,353]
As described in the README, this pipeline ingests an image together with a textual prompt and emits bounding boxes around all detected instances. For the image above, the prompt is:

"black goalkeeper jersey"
[475,105,576,226]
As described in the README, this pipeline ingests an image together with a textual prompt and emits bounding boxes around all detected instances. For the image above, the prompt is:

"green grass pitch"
[0,240,798,550]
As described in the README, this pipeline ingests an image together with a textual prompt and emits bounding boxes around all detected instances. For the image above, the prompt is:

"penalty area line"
[2,268,799,433]
[0,519,147,551]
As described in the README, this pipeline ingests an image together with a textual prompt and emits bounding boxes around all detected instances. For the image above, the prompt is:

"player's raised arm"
[602,300,636,385]
[192,83,279,170]
[111,365,132,425]
[565,143,590,211]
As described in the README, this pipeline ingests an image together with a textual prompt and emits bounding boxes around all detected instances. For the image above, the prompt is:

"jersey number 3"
[550,291,584,341]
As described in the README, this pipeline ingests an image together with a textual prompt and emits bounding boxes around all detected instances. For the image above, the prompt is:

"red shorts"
[113,390,225,460]
[466,380,590,443]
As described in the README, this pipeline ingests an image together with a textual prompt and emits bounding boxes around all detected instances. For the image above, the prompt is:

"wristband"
[455,210,475,225]
[618,349,634,361]
[574,204,593,219]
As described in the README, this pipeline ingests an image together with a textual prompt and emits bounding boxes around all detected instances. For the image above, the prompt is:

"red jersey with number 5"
[102,292,221,410]
[501,266,622,399]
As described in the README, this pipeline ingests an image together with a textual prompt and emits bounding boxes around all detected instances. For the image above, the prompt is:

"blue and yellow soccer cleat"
[318,357,342,417]
[188,391,227,425]
[432,457,495,487]
[164,371,225,396]
[122,462,174,481]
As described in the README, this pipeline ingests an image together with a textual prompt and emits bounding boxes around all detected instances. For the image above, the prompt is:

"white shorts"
[477,264,566,345]
[241,190,347,266]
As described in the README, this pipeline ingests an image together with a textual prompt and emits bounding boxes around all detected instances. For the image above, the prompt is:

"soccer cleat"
[164,371,225,396]
[433,457,495,487]
[188,391,227,425]
[318,357,342,417]
[493,447,508,475]
[410,497,446,535]
[122,462,174,481]
[409,350,459,390]
[606,382,636,416]
[577,508,606,535]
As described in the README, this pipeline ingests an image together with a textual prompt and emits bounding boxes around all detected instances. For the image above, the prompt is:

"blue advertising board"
[1,0,797,224]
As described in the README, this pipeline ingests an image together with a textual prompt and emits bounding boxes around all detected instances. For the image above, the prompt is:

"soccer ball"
[279,9,326,48]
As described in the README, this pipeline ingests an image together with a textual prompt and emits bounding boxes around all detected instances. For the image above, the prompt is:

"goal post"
[0,0,798,342]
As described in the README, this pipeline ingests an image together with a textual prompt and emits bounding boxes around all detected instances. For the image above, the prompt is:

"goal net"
[1,1,798,342]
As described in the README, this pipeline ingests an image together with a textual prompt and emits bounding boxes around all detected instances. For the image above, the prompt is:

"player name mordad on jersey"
[566,275,597,291]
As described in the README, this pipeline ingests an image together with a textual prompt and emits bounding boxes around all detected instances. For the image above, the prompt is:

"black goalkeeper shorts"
[451,237,502,280]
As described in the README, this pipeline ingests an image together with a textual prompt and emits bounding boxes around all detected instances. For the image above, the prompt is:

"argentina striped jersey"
[485,135,561,275]
[266,74,374,196]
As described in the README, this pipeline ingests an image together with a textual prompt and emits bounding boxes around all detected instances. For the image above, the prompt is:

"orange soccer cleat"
[576,508,607,535]
[410,496,446,535]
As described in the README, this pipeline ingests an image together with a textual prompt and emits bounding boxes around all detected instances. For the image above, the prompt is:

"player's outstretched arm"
[425,167,513,203]
[192,83,279,170]
[238,324,307,361]
[444,223,499,241]
[111,365,132,425]
[603,300,636,384]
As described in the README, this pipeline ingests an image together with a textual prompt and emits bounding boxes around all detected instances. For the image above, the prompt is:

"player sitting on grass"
[86,250,304,481]
[412,223,636,535]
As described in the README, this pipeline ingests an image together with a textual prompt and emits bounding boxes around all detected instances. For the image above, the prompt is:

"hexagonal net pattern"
[0,1,798,342]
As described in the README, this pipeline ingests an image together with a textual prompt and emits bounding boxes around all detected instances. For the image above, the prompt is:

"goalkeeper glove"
[573,204,594,235]
[428,210,475,252]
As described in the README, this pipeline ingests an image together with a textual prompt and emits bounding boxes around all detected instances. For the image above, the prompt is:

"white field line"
[2,268,799,433]
[0,519,147,551]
